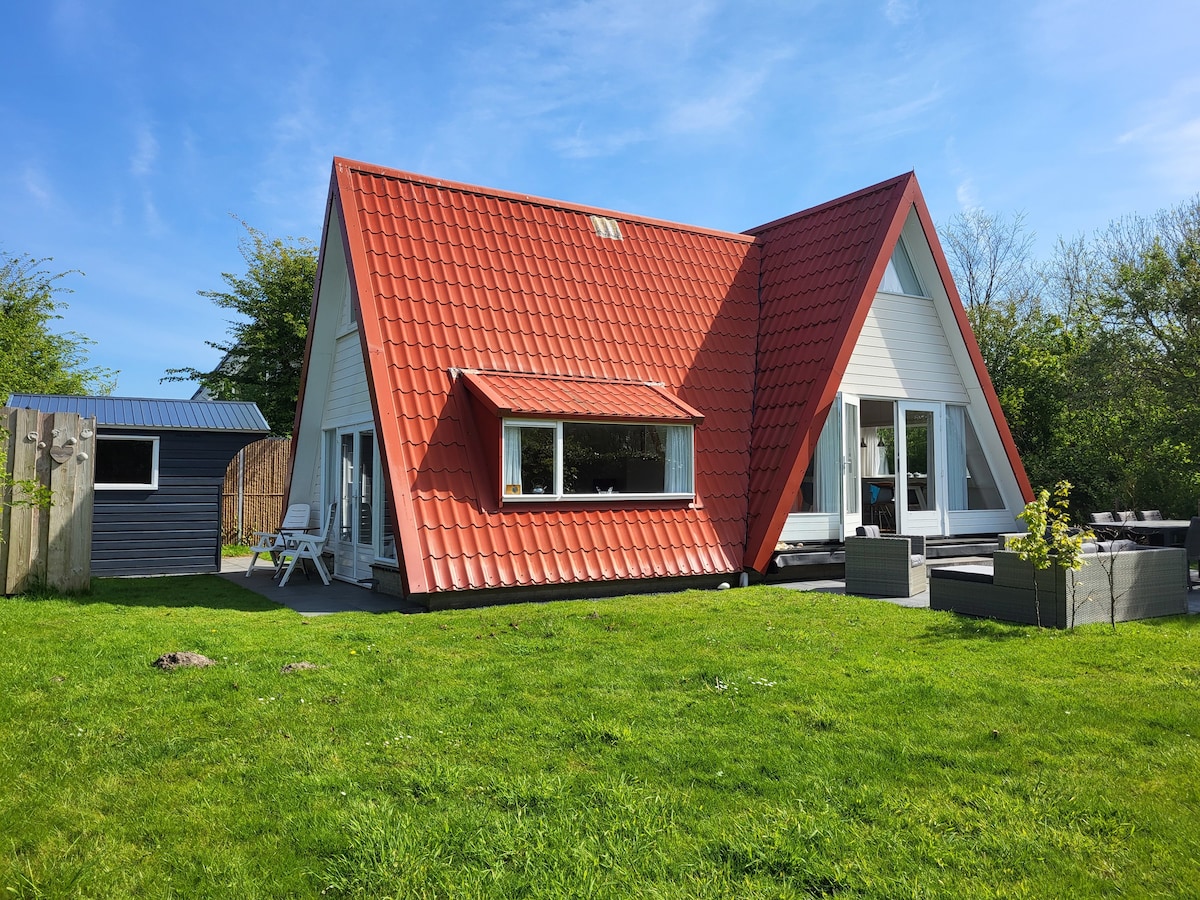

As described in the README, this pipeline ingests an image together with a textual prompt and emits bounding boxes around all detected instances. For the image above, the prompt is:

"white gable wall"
[781,209,1026,541]
[840,290,968,402]
[289,205,373,512]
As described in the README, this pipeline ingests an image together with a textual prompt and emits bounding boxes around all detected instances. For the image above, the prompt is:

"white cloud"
[955,178,979,211]
[1117,78,1200,194]
[884,0,917,26]
[23,167,53,206]
[834,83,945,143]
[553,124,648,159]
[251,46,337,230]
[422,0,788,170]
[141,189,164,237]
[664,68,769,135]
[131,124,158,177]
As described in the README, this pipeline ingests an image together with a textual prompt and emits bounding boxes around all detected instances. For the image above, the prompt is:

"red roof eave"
[459,369,705,423]
[335,161,436,595]
[910,189,1034,504]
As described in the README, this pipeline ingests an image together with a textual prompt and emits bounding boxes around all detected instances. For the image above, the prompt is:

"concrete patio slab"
[220,554,1199,619]
[219,555,425,616]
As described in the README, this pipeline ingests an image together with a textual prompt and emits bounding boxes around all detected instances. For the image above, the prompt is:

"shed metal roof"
[5,395,271,433]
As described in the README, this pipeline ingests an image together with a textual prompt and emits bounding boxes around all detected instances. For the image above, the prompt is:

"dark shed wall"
[91,430,260,576]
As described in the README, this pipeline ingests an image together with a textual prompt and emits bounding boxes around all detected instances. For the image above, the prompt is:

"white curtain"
[664,426,693,493]
[946,405,968,510]
[812,406,840,513]
[503,425,523,494]
[862,427,880,477]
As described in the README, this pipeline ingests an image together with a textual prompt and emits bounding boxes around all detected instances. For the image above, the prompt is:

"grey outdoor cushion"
[1096,539,1139,553]
[854,525,922,567]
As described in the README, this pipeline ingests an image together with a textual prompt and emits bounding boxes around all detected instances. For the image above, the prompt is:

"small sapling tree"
[1007,481,1090,627]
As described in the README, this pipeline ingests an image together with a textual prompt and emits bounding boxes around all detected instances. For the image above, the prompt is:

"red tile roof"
[334,159,759,596]
[459,370,703,421]
[312,158,1031,596]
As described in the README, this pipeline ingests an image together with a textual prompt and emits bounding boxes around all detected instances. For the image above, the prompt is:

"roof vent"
[590,215,623,240]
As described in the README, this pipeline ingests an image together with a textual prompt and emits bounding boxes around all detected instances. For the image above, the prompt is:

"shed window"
[503,420,693,500]
[94,435,160,490]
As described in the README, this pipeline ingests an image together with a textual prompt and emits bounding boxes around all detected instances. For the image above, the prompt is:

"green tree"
[945,198,1200,520]
[163,222,318,435]
[1062,198,1200,515]
[0,252,116,396]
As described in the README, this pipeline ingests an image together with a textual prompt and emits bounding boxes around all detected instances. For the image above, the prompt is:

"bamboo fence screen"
[221,437,292,545]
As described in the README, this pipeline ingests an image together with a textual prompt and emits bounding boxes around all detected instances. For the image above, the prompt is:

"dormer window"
[458,369,701,502]
[880,238,926,297]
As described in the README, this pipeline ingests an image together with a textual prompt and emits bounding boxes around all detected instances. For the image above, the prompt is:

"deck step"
[771,537,1000,571]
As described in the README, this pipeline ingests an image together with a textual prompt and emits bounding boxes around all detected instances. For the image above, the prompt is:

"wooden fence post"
[1,408,95,594]
[45,413,95,592]
[3,408,42,594]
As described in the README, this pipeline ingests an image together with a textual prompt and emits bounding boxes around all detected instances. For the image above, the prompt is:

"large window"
[793,405,841,513]
[503,420,693,500]
[94,435,160,490]
[947,406,1004,510]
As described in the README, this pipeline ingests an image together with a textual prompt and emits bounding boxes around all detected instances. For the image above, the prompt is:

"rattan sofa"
[930,544,1187,628]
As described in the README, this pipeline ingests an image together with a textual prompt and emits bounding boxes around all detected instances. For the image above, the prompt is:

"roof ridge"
[336,157,757,246]
[743,172,914,237]
[6,392,258,405]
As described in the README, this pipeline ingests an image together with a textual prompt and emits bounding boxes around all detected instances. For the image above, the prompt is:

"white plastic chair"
[277,503,337,587]
[245,503,313,577]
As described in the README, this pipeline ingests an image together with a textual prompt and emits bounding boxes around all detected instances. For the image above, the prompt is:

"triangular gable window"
[879,238,926,297]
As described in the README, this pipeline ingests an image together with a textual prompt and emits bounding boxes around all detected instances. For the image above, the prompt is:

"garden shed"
[6,394,269,576]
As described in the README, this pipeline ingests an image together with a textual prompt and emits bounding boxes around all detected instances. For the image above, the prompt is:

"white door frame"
[841,394,862,538]
[328,425,379,585]
[895,401,945,536]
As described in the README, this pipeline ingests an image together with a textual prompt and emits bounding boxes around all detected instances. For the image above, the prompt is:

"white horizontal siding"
[321,332,372,431]
[841,291,969,403]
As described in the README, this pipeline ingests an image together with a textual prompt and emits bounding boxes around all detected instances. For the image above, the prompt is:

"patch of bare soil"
[281,661,320,674]
[153,652,216,670]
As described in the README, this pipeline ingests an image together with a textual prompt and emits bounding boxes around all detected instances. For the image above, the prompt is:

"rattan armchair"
[844,525,927,597]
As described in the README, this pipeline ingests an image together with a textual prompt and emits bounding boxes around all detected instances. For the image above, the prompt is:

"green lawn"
[2,578,1198,898]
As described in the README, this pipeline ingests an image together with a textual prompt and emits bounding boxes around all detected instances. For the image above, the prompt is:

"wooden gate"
[1,407,96,594]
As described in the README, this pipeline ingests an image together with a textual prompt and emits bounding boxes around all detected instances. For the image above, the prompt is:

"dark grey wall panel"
[90,429,259,576]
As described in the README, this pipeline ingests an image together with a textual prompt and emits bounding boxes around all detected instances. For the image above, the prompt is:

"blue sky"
[3,0,1198,402]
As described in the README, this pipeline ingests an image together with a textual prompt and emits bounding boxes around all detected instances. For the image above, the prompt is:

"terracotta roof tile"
[336,159,758,595]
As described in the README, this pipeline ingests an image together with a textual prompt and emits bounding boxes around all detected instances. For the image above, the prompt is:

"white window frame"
[94,434,160,490]
[501,418,695,502]
[879,237,928,298]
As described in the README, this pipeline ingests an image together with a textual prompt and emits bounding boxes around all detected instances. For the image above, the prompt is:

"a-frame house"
[287,158,1031,607]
